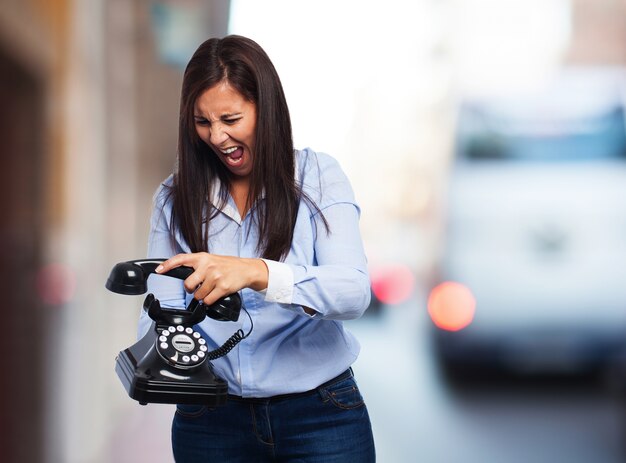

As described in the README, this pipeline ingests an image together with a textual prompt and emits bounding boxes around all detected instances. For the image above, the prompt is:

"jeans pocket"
[321,377,365,410]
[175,404,208,419]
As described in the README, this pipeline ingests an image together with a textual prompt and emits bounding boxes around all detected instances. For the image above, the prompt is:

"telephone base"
[116,347,228,406]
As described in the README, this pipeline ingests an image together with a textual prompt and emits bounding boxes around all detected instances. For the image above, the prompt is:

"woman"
[141,35,375,462]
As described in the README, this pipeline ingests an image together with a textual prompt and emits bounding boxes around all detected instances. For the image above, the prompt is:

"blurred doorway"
[0,45,45,462]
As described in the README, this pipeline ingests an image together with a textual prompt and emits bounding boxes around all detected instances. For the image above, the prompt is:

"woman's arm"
[264,201,371,320]
[262,151,371,320]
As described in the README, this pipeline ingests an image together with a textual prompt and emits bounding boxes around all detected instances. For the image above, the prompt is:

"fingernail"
[156,265,164,273]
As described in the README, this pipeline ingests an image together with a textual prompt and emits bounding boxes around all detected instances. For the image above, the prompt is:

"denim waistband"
[227,368,354,403]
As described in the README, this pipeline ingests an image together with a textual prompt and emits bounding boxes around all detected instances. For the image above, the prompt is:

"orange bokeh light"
[427,281,476,331]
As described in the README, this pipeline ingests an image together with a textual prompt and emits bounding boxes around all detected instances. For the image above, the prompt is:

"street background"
[1,1,626,462]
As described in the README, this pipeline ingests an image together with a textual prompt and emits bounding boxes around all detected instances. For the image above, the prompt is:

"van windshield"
[458,106,626,162]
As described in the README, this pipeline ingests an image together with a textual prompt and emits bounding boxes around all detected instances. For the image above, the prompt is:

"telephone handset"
[106,259,251,406]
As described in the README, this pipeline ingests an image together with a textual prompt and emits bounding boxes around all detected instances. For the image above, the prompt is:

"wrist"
[246,258,269,291]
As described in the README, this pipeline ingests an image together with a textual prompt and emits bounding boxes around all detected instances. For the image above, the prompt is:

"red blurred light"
[428,281,476,331]
[36,263,77,306]
[370,264,415,305]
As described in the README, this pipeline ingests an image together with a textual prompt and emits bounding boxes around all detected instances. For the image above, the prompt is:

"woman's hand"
[156,253,268,306]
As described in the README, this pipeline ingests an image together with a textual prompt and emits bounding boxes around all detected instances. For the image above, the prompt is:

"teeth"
[221,147,238,154]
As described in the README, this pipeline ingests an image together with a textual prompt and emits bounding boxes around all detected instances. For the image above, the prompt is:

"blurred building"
[0,1,228,462]
[0,3,68,462]
[0,0,625,462]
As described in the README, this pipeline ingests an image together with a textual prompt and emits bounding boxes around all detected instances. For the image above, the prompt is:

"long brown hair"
[170,35,321,260]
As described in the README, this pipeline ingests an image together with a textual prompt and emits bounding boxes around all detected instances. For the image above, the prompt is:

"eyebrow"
[193,112,243,120]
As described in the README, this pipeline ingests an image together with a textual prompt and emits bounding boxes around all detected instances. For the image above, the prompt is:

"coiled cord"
[206,306,253,360]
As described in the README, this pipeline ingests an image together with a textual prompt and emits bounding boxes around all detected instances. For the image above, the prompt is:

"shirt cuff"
[260,259,294,304]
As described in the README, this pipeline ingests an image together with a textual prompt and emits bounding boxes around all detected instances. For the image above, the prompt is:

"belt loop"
[317,384,330,402]
[316,368,352,402]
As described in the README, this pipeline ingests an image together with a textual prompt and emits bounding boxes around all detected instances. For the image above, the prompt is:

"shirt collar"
[209,177,242,224]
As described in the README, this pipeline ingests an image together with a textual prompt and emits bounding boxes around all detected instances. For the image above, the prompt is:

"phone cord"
[206,306,253,360]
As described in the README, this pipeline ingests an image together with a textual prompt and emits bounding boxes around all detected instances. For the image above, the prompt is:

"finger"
[201,277,235,306]
[156,253,195,273]
[195,279,216,301]
[183,270,205,293]
[203,288,226,307]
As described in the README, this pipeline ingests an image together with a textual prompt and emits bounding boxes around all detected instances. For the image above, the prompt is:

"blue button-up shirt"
[139,148,370,397]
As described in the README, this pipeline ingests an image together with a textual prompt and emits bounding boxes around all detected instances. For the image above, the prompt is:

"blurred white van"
[430,67,626,377]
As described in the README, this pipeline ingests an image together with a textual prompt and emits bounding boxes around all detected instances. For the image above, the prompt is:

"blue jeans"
[171,369,376,462]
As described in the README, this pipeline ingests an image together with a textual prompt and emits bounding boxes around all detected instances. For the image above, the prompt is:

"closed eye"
[193,116,241,126]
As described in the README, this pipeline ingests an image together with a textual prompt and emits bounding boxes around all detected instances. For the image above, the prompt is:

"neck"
[229,177,250,218]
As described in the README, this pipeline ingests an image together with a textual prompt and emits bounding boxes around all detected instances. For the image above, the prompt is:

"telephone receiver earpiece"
[106,259,241,322]
[106,259,190,295]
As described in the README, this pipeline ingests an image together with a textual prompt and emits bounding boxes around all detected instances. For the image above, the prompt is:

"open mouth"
[220,146,244,166]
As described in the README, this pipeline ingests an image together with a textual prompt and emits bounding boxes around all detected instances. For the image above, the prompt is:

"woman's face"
[194,81,257,179]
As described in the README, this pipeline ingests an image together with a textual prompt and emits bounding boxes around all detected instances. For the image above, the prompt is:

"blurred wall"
[0,39,45,463]
[0,1,68,462]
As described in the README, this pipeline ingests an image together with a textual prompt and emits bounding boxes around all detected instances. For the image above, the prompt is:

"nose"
[209,123,229,146]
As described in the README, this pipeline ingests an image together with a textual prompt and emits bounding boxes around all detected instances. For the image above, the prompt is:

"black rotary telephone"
[106,259,250,406]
